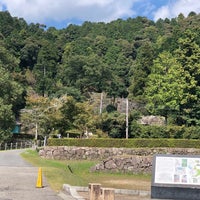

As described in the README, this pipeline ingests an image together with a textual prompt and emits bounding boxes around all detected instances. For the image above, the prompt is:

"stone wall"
[90,156,152,174]
[39,146,200,174]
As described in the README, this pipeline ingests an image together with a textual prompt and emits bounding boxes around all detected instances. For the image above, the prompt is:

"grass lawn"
[21,149,151,192]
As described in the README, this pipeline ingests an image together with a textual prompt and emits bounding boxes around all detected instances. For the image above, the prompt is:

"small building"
[12,122,22,134]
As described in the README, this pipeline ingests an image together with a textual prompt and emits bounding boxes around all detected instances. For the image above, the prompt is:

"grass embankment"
[21,149,151,192]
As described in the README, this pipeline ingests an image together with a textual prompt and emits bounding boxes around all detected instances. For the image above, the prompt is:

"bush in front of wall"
[47,138,200,149]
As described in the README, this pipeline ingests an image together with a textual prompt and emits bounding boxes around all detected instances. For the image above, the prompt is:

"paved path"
[0,149,75,200]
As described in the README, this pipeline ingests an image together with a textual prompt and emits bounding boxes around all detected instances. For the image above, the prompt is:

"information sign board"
[151,154,200,200]
[153,155,200,186]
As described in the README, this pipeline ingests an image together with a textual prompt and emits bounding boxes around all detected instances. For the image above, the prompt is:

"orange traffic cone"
[36,167,43,188]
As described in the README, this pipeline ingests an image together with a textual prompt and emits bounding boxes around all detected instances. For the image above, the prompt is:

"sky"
[0,0,200,29]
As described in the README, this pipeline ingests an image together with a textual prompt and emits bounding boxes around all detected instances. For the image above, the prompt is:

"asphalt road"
[0,149,75,200]
[0,149,160,200]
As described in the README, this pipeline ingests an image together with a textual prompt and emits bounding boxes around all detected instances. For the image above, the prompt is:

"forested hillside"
[1,11,200,141]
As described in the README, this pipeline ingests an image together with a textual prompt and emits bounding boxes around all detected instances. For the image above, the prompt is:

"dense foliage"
[1,11,200,140]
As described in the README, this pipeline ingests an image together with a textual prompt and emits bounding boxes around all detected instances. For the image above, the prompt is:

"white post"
[35,122,38,141]
[126,98,129,139]
[34,122,38,148]
[100,92,103,114]
[44,136,47,147]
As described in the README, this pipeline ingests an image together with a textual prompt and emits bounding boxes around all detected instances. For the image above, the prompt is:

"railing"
[0,140,45,151]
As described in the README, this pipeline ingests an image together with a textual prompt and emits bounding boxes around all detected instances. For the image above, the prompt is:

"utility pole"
[125,98,129,139]
[35,122,38,141]
[100,92,103,114]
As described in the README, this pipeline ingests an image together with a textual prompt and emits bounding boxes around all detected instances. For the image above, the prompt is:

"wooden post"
[101,188,115,200]
[89,183,101,200]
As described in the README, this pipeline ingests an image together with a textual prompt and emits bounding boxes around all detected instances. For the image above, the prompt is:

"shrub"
[183,126,200,139]
[47,138,200,148]
[166,125,185,138]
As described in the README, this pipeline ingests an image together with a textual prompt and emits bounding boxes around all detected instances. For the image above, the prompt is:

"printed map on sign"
[154,156,200,185]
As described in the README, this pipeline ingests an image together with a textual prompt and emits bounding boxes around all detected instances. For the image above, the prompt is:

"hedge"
[47,138,200,148]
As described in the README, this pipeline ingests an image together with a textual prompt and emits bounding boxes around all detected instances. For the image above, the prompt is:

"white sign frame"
[152,154,200,188]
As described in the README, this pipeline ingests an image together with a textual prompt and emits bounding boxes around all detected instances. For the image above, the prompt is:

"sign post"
[151,154,200,200]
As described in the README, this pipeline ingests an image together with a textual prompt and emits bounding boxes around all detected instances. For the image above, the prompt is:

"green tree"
[0,40,19,72]
[101,111,126,138]
[20,94,50,138]
[33,41,60,96]
[0,99,15,142]
[129,42,155,100]
[174,29,200,125]
[82,54,112,93]
[58,54,112,94]
[0,65,24,115]
[59,96,95,135]
[94,35,108,56]
[145,51,187,124]
[19,38,40,69]
[0,65,22,141]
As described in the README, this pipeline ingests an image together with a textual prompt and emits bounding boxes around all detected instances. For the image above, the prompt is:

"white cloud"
[153,0,200,21]
[141,2,156,17]
[3,0,199,27]
[0,0,138,24]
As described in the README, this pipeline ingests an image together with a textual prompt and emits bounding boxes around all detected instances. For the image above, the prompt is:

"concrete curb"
[62,184,151,199]
[62,184,86,200]
[115,188,150,196]
[58,191,78,200]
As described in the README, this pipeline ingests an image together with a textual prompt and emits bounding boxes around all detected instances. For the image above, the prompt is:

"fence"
[0,140,45,151]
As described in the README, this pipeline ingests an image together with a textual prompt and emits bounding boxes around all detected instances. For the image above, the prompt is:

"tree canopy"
[1,11,200,140]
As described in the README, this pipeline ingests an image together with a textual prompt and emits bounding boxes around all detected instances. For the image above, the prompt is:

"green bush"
[140,125,169,138]
[166,125,185,138]
[47,124,200,148]
[130,123,200,139]
[47,138,200,148]
[129,121,142,138]
[183,126,200,139]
